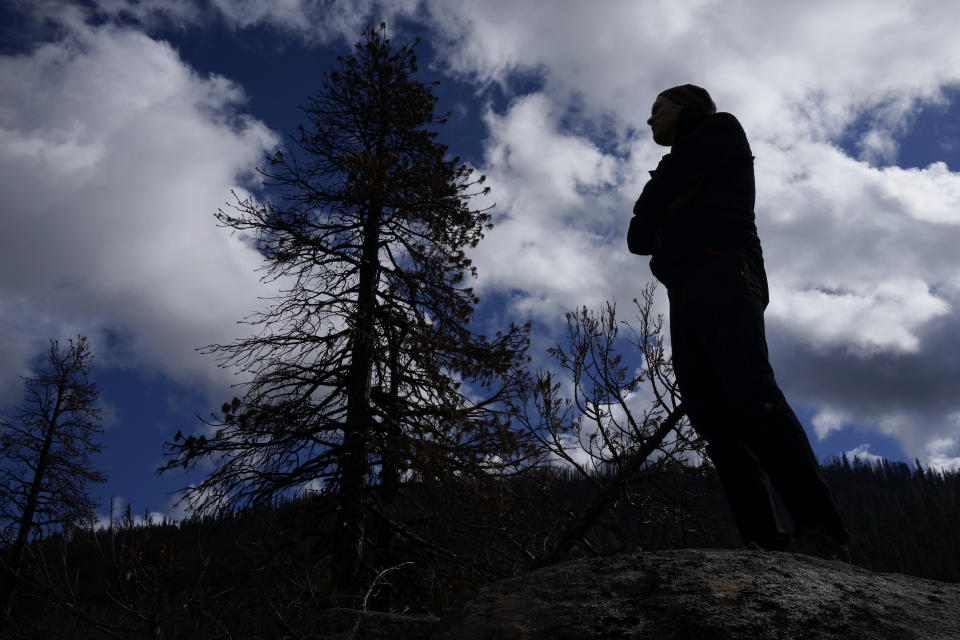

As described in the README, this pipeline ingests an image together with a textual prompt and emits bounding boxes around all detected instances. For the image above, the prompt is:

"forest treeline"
[824,454,960,580]
[3,24,958,638]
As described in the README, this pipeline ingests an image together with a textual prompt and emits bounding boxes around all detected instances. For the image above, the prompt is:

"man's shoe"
[787,526,851,562]
[742,533,790,552]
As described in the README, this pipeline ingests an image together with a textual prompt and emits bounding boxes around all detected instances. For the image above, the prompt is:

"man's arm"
[636,112,749,214]
[628,170,704,255]
[628,113,750,256]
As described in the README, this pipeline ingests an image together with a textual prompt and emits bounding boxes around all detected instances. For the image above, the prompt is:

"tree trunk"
[533,404,685,569]
[1,387,62,619]
[372,325,404,576]
[331,201,382,592]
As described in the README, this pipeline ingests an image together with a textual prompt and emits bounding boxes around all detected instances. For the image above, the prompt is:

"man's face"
[647,95,683,146]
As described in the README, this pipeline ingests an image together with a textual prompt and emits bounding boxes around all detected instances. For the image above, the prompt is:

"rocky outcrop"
[315,548,960,639]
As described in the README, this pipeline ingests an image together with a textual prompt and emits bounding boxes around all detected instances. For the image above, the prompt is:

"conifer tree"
[162,25,529,592]
[0,336,105,618]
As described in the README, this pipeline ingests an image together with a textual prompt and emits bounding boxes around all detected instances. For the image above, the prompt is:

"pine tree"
[162,25,529,592]
[0,336,105,618]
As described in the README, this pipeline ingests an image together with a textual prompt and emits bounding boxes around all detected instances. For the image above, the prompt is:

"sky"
[2,0,960,524]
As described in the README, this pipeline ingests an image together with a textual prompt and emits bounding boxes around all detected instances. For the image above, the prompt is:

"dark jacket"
[628,109,760,287]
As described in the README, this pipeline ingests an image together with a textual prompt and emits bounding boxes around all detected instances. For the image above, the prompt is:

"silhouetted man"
[628,84,848,560]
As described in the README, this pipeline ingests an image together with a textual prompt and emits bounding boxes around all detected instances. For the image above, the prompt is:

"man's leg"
[704,440,787,549]
[741,396,847,540]
[669,277,786,549]
[672,253,846,544]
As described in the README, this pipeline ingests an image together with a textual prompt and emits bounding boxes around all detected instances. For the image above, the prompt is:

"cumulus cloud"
[925,428,960,472]
[769,279,950,355]
[845,444,884,466]
[469,94,620,317]
[425,0,960,141]
[812,407,853,440]
[69,0,423,45]
[0,14,278,403]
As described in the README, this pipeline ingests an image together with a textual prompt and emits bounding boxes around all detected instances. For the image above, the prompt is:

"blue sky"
[3,0,960,524]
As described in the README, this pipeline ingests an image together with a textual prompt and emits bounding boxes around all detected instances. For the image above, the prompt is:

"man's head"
[647,84,716,146]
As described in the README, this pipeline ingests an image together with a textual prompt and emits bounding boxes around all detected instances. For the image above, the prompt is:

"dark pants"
[667,251,846,548]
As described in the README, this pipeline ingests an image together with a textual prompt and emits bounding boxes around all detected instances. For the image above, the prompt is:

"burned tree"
[513,285,705,566]
[162,26,529,593]
[0,336,105,618]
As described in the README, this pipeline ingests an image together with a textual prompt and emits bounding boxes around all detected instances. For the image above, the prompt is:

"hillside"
[3,456,960,638]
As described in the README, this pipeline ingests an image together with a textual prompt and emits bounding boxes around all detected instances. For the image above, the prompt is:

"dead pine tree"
[0,336,105,620]
[512,284,703,567]
[162,24,530,597]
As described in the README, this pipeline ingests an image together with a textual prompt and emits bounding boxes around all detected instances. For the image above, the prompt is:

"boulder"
[316,548,960,639]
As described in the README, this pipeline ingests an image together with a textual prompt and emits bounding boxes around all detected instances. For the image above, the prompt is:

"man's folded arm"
[627,199,658,255]
[641,114,746,206]
[628,113,748,255]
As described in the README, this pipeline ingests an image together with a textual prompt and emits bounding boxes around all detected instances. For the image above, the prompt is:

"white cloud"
[858,128,898,165]
[77,0,424,45]
[769,279,950,355]
[845,444,883,465]
[0,18,278,404]
[812,407,853,440]
[878,162,960,225]
[917,412,960,472]
[469,93,621,318]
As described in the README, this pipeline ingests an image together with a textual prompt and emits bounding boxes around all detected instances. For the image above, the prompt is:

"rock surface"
[315,548,960,639]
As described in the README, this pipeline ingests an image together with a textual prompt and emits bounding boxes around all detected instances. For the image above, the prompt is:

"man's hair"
[659,84,716,115]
